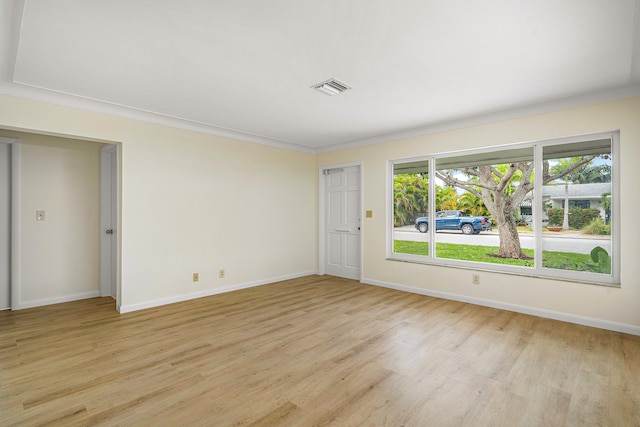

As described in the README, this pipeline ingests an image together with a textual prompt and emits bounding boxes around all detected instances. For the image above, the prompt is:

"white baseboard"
[14,291,101,310]
[118,270,317,314]
[361,277,640,337]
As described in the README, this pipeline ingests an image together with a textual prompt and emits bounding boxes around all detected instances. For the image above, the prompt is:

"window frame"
[387,131,620,287]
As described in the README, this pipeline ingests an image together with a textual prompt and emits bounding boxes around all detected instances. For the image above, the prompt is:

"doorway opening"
[1,130,120,310]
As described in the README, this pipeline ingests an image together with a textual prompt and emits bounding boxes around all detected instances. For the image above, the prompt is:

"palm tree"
[412,174,429,215]
[571,164,611,183]
[437,186,458,211]
[601,191,611,225]
[550,157,611,184]
[393,174,428,226]
[394,181,414,226]
[459,192,489,216]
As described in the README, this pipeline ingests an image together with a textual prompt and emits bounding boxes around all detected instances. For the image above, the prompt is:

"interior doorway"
[1,130,120,311]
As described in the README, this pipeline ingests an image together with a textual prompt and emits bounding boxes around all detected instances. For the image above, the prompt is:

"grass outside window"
[394,240,598,271]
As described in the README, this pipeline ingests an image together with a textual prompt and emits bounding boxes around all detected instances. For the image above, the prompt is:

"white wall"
[0,130,103,307]
[119,126,317,310]
[317,96,640,333]
[0,94,317,312]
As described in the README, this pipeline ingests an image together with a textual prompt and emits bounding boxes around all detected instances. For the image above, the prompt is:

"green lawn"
[393,240,598,271]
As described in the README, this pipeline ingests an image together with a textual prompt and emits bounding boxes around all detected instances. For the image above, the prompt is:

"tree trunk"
[497,219,530,259]
[494,202,531,259]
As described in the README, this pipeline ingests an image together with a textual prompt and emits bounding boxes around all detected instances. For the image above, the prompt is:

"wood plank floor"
[1,275,639,426]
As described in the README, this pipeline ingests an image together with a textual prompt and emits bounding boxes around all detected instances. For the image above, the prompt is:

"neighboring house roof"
[520,183,611,206]
[542,183,611,200]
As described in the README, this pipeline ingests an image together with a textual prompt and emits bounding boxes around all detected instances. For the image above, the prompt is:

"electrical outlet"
[472,274,480,285]
[193,273,199,282]
[219,269,225,279]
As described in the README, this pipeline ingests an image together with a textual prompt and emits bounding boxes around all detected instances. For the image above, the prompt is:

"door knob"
[106,229,114,234]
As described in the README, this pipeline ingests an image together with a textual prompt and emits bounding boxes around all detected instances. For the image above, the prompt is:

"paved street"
[394,227,611,255]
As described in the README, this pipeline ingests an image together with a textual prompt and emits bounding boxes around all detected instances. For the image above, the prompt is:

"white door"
[325,166,361,280]
[100,145,117,298]
[0,141,10,309]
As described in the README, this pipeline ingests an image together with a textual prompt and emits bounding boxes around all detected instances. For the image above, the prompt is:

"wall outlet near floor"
[472,274,480,285]
[193,273,199,282]
[219,269,225,279]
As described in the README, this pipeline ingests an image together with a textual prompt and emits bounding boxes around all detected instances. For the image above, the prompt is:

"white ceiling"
[1,0,639,153]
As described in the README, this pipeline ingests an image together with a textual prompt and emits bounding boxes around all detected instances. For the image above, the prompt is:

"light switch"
[36,210,45,221]
[366,210,373,218]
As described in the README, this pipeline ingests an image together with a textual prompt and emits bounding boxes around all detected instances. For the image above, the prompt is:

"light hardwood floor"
[1,275,639,426]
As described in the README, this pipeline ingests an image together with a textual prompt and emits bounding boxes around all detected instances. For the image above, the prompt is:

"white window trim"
[388,130,620,287]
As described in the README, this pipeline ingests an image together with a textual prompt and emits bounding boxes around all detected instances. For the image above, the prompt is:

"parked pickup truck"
[415,210,492,235]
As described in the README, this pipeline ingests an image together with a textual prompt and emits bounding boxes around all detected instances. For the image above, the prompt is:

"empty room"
[1,1,639,425]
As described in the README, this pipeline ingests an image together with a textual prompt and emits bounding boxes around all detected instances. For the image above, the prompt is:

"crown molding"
[316,84,640,154]
[2,80,639,156]
[0,81,316,154]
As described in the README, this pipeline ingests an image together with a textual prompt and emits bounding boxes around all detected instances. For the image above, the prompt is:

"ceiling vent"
[312,78,352,96]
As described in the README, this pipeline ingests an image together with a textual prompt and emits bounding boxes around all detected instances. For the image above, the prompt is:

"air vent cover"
[312,78,352,96]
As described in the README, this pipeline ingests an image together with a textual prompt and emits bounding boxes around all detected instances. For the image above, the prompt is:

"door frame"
[100,144,118,300]
[0,137,19,309]
[318,161,363,279]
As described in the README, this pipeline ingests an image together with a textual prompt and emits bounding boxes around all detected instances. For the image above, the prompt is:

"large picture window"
[389,132,619,286]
